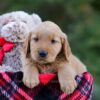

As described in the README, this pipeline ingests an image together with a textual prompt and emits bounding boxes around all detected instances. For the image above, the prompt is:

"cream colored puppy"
[21,21,87,94]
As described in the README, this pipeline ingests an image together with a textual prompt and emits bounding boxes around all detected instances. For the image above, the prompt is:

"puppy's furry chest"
[36,64,57,74]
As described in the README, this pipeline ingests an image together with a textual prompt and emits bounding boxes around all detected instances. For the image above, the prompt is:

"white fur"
[0,11,42,72]
[0,11,42,42]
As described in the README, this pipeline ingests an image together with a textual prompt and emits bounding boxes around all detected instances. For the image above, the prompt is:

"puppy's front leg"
[58,63,77,94]
[21,52,39,88]
[23,62,39,88]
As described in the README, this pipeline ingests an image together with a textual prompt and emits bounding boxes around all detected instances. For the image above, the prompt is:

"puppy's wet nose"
[38,50,48,58]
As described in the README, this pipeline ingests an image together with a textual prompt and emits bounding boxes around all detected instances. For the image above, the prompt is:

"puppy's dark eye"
[33,37,39,42]
[51,39,57,44]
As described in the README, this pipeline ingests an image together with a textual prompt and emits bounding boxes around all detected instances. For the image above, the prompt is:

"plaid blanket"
[0,71,93,100]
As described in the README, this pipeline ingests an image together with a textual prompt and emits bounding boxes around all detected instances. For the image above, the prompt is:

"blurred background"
[0,0,100,99]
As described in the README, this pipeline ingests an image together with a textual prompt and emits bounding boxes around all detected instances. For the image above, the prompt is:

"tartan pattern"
[0,71,93,100]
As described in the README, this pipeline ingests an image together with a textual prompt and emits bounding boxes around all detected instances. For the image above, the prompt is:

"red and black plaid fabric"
[0,71,93,100]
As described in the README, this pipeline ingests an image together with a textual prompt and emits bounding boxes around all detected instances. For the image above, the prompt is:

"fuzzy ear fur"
[60,33,72,61]
[22,32,31,57]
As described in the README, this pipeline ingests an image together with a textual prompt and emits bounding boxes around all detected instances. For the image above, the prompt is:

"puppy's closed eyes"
[21,21,87,94]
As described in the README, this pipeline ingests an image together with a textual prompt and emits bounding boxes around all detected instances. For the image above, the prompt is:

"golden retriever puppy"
[21,21,87,94]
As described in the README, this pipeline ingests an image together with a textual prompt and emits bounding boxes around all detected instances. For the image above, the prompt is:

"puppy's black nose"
[38,50,48,58]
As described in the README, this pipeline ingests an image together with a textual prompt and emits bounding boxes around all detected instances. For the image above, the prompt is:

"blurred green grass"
[0,0,100,99]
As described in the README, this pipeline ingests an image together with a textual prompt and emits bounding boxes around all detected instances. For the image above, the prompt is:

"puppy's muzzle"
[38,50,48,58]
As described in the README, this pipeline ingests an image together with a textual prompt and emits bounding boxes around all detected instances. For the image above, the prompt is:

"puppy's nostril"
[38,50,48,58]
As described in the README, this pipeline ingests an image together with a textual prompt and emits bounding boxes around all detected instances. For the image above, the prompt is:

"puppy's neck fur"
[30,56,67,74]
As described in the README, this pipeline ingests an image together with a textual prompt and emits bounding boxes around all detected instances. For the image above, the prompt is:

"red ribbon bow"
[0,37,15,65]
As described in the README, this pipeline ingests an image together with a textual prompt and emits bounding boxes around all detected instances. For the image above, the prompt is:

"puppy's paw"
[60,78,77,94]
[23,74,39,88]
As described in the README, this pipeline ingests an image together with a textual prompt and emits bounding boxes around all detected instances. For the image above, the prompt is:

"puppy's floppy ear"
[22,32,31,57]
[60,33,72,61]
